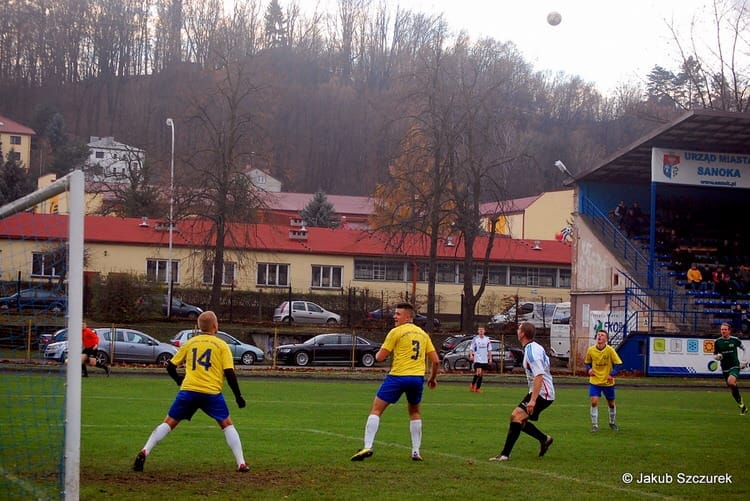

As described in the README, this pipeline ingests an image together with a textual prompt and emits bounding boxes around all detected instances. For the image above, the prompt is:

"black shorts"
[473,362,490,370]
[82,347,97,358]
[517,392,553,421]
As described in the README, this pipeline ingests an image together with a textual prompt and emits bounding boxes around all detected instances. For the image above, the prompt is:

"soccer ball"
[547,11,562,26]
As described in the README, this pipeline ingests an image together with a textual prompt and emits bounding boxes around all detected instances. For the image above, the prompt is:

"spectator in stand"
[686,263,703,291]
[625,202,644,237]
[713,267,728,296]
[613,201,627,229]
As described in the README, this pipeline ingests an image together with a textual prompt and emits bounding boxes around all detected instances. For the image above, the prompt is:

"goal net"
[0,170,84,500]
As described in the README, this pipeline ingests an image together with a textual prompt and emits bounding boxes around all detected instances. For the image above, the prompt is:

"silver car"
[169,329,265,365]
[44,328,176,365]
[441,338,519,371]
[273,300,341,324]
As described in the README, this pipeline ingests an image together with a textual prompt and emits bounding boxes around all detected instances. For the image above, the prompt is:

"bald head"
[198,311,218,334]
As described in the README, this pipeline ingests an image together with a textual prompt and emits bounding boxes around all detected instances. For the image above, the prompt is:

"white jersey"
[523,341,555,401]
[471,336,492,364]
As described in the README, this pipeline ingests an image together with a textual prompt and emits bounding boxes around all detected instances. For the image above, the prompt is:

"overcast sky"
[394,0,731,93]
[300,0,741,95]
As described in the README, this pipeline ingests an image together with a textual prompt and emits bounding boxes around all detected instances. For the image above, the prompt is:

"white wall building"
[86,136,145,182]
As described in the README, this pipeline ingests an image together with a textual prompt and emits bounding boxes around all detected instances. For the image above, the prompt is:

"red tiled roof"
[0,213,571,264]
[262,192,374,216]
[0,115,36,136]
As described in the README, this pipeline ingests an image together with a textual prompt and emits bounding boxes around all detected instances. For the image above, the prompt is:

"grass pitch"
[69,373,750,500]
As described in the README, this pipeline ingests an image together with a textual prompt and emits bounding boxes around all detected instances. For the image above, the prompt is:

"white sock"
[410,419,422,454]
[590,406,598,425]
[364,414,380,449]
[223,425,246,466]
[609,406,617,424]
[143,422,171,454]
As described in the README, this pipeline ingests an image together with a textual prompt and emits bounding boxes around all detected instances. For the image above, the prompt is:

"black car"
[367,307,440,329]
[275,333,381,367]
[0,288,67,313]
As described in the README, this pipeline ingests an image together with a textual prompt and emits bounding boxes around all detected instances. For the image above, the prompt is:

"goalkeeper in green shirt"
[713,322,748,415]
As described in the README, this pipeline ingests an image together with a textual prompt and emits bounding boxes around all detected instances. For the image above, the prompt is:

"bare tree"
[660,0,749,111]
[180,55,267,309]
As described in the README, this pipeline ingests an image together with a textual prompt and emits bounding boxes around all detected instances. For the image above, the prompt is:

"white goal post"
[0,169,84,500]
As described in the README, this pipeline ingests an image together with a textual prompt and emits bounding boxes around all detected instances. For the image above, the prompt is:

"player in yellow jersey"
[133,311,250,473]
[351,302,439,462]
[584,329,623,432]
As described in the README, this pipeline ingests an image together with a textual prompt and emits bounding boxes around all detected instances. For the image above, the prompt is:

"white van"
[549,302,571,360]
[487,301,558,330]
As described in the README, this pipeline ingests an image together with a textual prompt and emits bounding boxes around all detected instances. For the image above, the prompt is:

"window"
[10,135,21,145]
[385,262,405,281]
[558,269,571,288]
[202,261,237,286]
[487,265,508,285]
[414,261,430,282]
[537,268,556,287]
[510,267,530,286]
[95,151,104,159]
[146,259,179,283]
[257,263,289,287]
[510,266,567,287]
[312,265,342,288]
[354,260,405,281]
[437,263,456,283]
[457,264,490,283]
[9,151,20,162]
[354,260,371,280]
[32,252,60,277]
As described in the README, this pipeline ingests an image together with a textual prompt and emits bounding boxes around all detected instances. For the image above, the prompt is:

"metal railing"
[581,196,722,342]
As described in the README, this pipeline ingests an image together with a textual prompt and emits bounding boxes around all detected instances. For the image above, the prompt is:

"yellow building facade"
[0,114,35,169]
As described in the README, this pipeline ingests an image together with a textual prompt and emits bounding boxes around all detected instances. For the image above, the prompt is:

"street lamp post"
[165,118,175,318]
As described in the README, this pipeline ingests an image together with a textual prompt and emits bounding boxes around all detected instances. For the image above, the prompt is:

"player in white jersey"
[469,327,492,393]
[489,322,555,462]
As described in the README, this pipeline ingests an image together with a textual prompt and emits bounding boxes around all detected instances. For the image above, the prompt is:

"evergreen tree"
[0,155,36,205]
[300,190,340,228]
[44,112,67,150]
[264,0,287,48]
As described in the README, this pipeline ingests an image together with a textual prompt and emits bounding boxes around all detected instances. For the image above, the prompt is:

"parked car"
[38,328,67,353]
[367,306,441,329]
[274,333,381,367]
[441,338,522,371]
[0,288,67,313]
[169,329,265,365]
[44,328,176,365]
[439,334,473,359]
[487,302,558,330]
[136,295,203,319]
[273,301,340,324]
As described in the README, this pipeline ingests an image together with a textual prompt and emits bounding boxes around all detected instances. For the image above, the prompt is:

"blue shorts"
[168,390,230,422]
[589,384,616,401]
[376,375,425,405]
